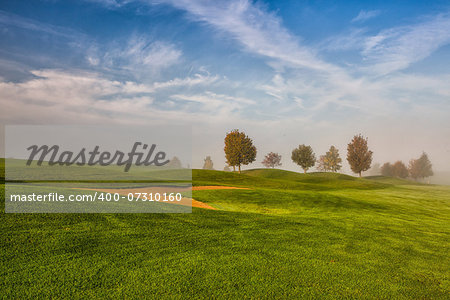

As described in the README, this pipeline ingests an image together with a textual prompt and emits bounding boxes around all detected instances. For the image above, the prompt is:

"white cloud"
[293,97,304,109]
[0,70,152,117]
[0,10,85,40]
[84,0,133,8]
[124,39,181,68]
[93,36,182,72]
[352,10,380,23]
[1,68,449,171]
[156,0,394,114]
[362,13,450,74]
[170,91,256,116]
[152,73,219,89]
[259,66,450,119]
[158,0,336,72]
[0,69,245,125]
[320,12,450,75]
[87,56,100,66]
[320,28,367,52]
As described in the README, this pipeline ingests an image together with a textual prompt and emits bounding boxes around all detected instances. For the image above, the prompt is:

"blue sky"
[1,0,449,172]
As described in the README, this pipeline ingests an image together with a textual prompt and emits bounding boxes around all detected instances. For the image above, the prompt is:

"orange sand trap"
[74,186,247,210]
[191,199,216,210]
[192,186,249,191]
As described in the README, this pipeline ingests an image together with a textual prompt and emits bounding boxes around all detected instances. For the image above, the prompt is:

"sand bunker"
[192,186,249,191]
[75,186,247,210]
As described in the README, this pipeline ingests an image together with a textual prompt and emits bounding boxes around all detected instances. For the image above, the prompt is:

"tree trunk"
[304,169,306,174]
[233,165,235,172]
[359,171,361,177]
[238,164,241,174]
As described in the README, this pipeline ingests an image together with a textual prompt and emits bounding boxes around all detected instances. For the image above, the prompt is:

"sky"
[0,0,449,174]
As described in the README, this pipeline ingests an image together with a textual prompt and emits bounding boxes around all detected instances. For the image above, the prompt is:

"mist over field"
[189,121,450,174]
[1,122,449,184]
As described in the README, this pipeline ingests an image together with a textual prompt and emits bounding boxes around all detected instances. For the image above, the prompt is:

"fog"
[1,113,449,185]
[190,120,450,176]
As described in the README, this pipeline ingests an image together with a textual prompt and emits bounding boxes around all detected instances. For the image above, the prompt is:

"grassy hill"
[193,169,387,190]
[243,168,357,182]
[1,167,449,298]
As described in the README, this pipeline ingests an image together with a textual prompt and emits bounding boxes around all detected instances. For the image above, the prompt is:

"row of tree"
[223,130,374,177]
[380,153,433,180]
[221,129,433,180]
[261,146,343,173]
[289,134,372,177]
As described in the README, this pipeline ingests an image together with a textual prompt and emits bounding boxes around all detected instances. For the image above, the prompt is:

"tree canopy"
[381,162,394,177]
[393,161,408,178]
[347,134,373,177]
[317,145,342,172]
[262,152,282,168]
[291,144,316,173]
[409,152,433,180]
[224,129,257,173]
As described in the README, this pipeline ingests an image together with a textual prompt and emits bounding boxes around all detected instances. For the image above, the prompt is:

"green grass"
[1,166,449,298]
[193,169,387,190]
[4,158,191,182]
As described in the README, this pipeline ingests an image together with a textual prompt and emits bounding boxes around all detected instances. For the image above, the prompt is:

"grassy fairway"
[1,166,449,298]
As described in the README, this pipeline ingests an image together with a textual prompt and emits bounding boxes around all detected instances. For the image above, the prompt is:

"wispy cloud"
[362,13,450,74]
[352,10,380,23]
[83,0,133,8]
[320,28,367,52]
[157,0,336,72]
[89,35,182,72]
[152,73,219,90]
[121,38,182,68]
[322,12,450,75]
[0,69,231,124]
[0,69,151,124]
[170,91,256,115]
[0,10,85,40]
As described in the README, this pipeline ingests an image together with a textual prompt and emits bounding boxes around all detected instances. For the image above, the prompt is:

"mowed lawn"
[1,166,449,298]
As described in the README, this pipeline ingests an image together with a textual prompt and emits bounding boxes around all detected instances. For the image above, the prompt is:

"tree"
[167,156,182,168]
[381,162,394,177]
[224,129,257,173]
[409,152,433,180]
[393,161,408,178]
[262,152,282,168]
[408,160,420,180]
[318,146,342,172]
[316,155,328,172]
[203,156,214,170]
[346,134,373,177]
[291,144,316,173]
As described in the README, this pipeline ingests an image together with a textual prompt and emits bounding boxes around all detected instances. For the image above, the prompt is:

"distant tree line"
[220,129,433,181]
[380,153,433,180]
